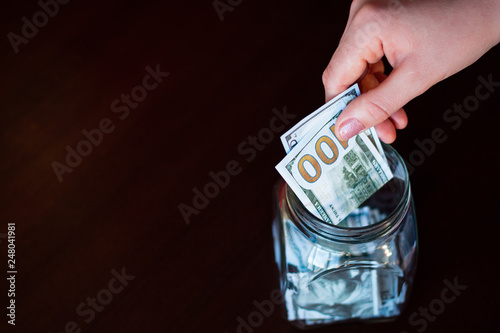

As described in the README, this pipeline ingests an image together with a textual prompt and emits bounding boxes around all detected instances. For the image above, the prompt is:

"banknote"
[280,84,360,153]
[275,114,393,225]
[280,84,387,161]
[364,128,387,163]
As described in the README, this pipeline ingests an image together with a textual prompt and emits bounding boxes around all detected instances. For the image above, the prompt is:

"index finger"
[322,25,385,101]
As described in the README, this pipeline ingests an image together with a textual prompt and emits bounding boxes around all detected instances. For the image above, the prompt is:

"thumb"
[335,63,428,140]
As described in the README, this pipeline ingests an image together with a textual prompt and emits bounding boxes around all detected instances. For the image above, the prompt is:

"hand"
[323,0,500,143]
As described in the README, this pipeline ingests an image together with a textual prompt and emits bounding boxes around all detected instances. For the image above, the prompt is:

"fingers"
[359,60,385,93]
[359,73,379,93]
[374,119,397,144]
[322,32,385,102]
[322,0,417,142]
[389,108,408,130]
[373,108,407,143]
[372,70,409,130]
[369,60,384,74]
[360,63,408,140]
[335,63,425,140]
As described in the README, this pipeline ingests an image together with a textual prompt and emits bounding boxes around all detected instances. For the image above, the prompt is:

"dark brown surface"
[1,1,499,332]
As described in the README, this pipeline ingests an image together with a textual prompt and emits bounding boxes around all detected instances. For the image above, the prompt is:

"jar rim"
[285,144,411,243]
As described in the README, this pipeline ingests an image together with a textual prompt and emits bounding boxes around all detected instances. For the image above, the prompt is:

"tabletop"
[1,1,499,332]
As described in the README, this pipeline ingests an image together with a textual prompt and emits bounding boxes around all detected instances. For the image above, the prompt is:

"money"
[339,206,387,228]
[364,128,387,163]
[280,84,360,153]
[280,84,387,161]
[275,85,393,225]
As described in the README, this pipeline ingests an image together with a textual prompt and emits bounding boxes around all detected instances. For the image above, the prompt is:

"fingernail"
[339,118,365,140]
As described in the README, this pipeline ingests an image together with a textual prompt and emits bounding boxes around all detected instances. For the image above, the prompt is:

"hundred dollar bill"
[364,128,387,163]
[280,84,360,153]
[275,116,393,225]
[280,84,387,161]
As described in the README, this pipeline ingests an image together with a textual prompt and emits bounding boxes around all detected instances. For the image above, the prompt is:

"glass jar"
[272,144,418,328]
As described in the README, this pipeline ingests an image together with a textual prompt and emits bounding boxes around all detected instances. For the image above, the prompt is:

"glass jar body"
[272,145,418,328]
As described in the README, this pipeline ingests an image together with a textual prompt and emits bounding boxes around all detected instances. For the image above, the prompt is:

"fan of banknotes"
[275,84,393,225]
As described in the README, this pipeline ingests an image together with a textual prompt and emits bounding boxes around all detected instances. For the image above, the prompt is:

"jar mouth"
[285,144,411,243]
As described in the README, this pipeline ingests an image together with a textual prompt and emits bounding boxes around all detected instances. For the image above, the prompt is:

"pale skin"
[323,0,500,143]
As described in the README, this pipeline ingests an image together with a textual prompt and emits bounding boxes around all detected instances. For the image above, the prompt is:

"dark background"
[1,1,499,332]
